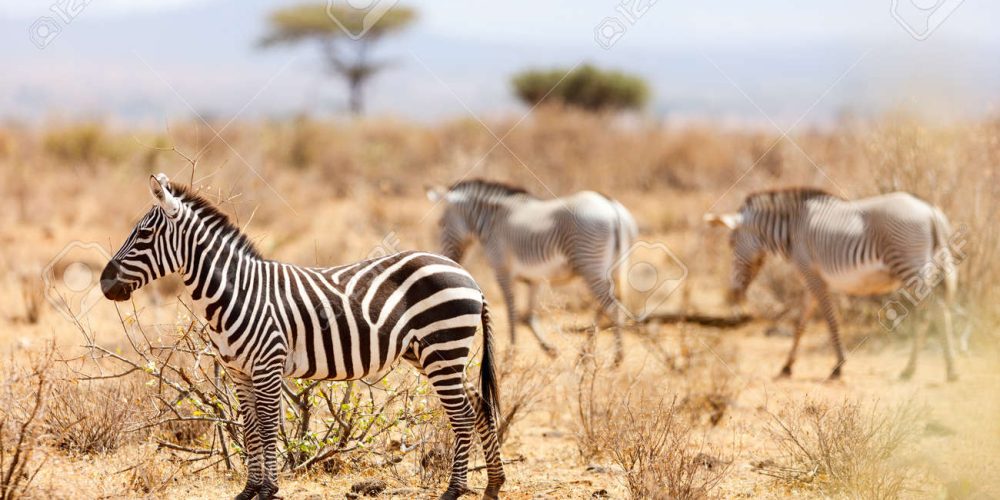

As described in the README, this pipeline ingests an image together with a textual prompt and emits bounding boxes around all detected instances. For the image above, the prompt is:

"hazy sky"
[2,0,998,126]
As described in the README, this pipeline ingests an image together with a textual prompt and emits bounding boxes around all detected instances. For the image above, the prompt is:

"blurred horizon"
[3,0,999,128]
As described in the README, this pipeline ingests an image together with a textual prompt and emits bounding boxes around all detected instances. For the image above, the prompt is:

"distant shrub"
[42,123,123,165]
[511,64,649,112]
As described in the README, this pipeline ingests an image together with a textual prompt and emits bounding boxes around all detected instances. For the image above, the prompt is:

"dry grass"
[0,357,51,500]
[756,398,922,499]
[411,406,453,487]
[0,110,998,497]
[16,275,43,326]
[670,330,741,427]
[574,363,619,462]
[122,447,183,496]
[607,399,730,500]
[495,357,554,446]
[403,358,550,487]
[574,364,731,499]
[43,379,144,454]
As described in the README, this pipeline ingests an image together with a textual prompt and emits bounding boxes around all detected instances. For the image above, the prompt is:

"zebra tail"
[479,297,501,424]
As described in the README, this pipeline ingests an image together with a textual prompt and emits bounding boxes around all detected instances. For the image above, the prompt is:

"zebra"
[427,179,638,366]
[706,187,958,381]
[100,174,505,500]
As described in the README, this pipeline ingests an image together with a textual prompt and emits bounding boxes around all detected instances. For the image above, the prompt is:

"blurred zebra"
[100,174,505,500]
[707,188,958,381]
[428,179,638,366]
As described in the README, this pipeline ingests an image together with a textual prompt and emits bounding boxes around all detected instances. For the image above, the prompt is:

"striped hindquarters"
[279,251,484,381]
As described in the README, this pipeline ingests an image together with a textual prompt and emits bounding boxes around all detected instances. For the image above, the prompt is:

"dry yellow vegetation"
[0,109,998,499]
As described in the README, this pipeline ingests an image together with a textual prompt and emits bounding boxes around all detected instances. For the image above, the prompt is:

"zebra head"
[101,174,184,301]
[427,185,475,262]
[705,211,765,304]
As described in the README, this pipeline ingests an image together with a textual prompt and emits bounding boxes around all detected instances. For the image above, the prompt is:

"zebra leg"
[804,273,845,380]
[779,295,817,378]
[575,309,601,368]
[430,379,478,499]
[466,385,506,499]
[494,269,521,357]
[412,336,478,498]
[251,364,284,500]
[939,298,958,382]
[899,320,927,380]
[609,302,625,369]
[581,272,624,368]
[409,352,499,499]
[232,372,263,500]
[522,283,557,358]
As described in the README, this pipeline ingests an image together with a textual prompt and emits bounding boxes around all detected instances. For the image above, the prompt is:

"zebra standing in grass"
[100,174,505,500]
[427,179,638,366]
[706,188,958,381]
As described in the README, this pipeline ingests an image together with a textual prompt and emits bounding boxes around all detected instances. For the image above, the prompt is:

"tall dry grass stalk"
[757,397,922,499]
[574,364,731,499]
[44,379,144,454]
[0,355,52,500]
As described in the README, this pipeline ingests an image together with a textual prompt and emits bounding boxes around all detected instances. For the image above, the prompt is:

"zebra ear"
[704,213,743,230]
[426,185,447,203]
[149,174,181,217]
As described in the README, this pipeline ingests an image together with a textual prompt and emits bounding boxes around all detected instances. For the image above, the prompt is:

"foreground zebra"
[100,174,505,500]
[428,180,638,366]
[706,188,958,381]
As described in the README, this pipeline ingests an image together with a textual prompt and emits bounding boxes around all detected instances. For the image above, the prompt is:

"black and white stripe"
[707,188,958,381]
[101,174,505,500]
[429,179,638,366]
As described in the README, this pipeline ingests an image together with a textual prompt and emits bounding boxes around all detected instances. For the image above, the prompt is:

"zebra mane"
[742,187,841,213]
[448,179,533,199]
[166,182,264,259]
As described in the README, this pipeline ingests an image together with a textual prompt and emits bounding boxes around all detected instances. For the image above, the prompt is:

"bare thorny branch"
[57,293,455,478]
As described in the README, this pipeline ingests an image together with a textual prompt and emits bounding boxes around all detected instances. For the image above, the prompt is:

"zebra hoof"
[234,484,260,500]
[827,366,842,381]
[898,369,914,381]
[776,365,792,379]
[611,354,624,369]
[946,372,959,383]
[540,343,558,359]
[256,483,279,500]
[438,486,475,500]
[483,483,504,499]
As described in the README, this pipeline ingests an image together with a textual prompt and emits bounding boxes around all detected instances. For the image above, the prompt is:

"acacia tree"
[260,3,416,115]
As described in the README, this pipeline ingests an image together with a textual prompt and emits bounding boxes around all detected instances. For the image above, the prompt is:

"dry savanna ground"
[1,109,998,499]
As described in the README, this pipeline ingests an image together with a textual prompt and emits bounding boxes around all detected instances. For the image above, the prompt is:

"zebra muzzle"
[100,261,133,301]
